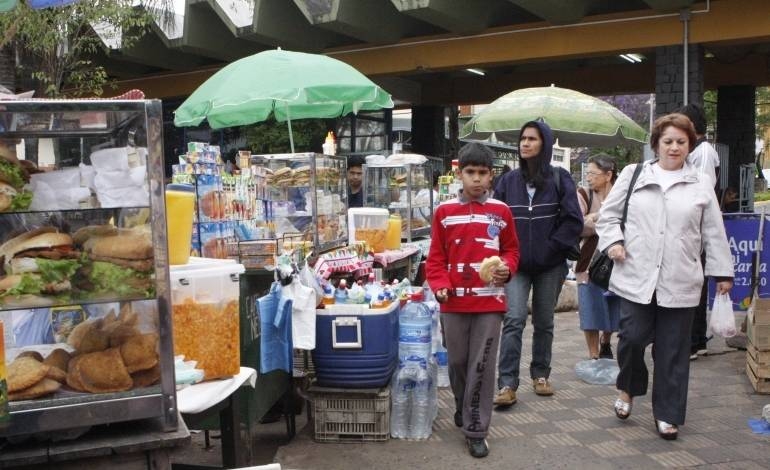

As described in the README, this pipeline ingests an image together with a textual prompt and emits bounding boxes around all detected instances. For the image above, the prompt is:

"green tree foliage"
[243,118,329,154]
[0,0,172,97]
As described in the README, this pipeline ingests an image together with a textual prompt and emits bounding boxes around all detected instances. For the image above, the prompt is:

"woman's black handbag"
[588,250,613,290]
[588,163,643,290]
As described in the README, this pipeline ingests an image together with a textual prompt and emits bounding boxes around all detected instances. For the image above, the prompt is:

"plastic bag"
[299,260,323,305]
[709,293,737,338]
[574,358,619,385]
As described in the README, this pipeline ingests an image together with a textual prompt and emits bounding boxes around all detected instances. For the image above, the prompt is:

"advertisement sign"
[715,214,769,310]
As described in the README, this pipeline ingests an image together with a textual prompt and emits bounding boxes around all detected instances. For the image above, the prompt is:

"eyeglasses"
[585,171,609,177]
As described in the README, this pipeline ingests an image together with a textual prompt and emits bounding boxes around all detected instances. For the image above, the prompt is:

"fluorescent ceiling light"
[466,68,485,76]
[619,53,642,63]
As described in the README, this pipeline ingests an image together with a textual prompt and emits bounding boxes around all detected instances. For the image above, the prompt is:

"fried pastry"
[65,355,86,392]
[119,333,158,373]
[8,378,61,401]
[7,356,50,393]
[45,366,67,383]
[16,350,44,362]
[67,318,108,353]
[131,364,161,388]
[76,348,133,393]
[43,348,72,372]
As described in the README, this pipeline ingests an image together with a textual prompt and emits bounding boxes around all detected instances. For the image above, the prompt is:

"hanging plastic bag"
[299,259,323,305]
[709,293,737,338]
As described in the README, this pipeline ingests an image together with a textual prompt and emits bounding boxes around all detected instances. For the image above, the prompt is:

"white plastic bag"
[709,293,737,338]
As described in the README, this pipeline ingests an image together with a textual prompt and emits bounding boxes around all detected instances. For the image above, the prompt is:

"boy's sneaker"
[599,342,613,359]
[533,377,553,396]
[493,386,517,406]
[466,438,489,458]
[454,410,463,427]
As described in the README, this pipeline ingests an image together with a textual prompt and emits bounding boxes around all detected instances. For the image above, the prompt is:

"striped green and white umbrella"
[461,86,647,147]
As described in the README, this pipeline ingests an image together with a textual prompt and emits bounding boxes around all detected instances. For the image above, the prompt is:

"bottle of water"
[398,291,432,362]
[408,358,432,439]
[390,360,416,438]
[334,279,348,304]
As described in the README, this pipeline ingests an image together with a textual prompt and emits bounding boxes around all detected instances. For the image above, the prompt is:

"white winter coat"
[596,160,734,308]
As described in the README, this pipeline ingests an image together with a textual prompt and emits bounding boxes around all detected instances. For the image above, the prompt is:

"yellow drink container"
[385,214,402,250]
[165,184,196,265]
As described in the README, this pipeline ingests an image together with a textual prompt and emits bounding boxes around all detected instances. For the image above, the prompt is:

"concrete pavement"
[173,308,770,469]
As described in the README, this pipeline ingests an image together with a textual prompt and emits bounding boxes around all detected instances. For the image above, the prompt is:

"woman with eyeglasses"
[575,154,621,360]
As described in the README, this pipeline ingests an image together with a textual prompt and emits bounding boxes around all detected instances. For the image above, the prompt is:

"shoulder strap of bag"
[552,166,561,196]
[577,187,591,215]
[620,163,644,231]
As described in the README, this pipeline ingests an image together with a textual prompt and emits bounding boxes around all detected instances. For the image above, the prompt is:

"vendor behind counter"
[347,155,365,208]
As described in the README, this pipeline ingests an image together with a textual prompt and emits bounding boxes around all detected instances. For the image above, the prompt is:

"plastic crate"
[309,385,390,442]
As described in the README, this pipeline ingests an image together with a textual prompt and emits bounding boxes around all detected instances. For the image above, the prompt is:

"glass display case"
[250,153,347,253]
[363,163,433,241]
[0,99,176,437]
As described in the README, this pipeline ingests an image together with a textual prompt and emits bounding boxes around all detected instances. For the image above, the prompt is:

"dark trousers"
[616,296,695,425]
[442,312,502,439]
[691,278,708,348]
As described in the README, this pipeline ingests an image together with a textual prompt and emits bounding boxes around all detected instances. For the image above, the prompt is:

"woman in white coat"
[596,113,734,440]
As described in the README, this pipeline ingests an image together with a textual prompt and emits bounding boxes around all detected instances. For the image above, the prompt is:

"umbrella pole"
[285,103,295,153]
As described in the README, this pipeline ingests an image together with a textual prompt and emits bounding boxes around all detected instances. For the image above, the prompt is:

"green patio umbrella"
[174,49,393,152]
[460,86,648,147]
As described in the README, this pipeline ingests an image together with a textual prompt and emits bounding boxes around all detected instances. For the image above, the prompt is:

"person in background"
[493,121,583,405]
[675,103,721,360]
[426,143,519,458]
[575,154,620,360]
[596,113,733,440]
[347,155,365,208]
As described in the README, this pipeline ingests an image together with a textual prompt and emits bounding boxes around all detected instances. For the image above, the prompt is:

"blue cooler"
[312,302,399,388]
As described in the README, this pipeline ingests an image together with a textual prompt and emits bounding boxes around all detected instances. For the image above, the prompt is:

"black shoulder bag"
[588,163,643,290]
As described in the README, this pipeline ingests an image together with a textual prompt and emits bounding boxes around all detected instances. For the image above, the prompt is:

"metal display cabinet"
[362,163,433,241]
[250,153,348,254]
[0,99,176,437]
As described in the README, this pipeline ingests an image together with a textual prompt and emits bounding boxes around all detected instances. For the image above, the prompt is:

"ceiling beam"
[112,29,212,71]
[170,1,258,61]
[642,0,696,12]
[390,0,490,34]
[241,0,351,52]
[298,0,425,44]
[505,0,592,25]
[327,0,770,77]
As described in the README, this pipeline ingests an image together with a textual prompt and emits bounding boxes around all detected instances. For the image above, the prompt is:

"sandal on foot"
[655,420,678,440]
[614,398,632,420]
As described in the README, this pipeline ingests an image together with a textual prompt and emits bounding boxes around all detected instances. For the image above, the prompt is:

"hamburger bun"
[72,225,118,246]
[0,181,17,211]
[89,233,153,260]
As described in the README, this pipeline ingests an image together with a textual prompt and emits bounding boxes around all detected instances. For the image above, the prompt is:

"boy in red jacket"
[426,143,519,458]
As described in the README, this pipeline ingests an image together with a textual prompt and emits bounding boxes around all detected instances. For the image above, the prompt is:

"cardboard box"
[751,296,770,325]
[746,360,770,394]
[747,343,770,377]
[747,307,770,351]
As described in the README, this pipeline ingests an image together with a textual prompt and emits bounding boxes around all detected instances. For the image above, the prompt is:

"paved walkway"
[272,310,770,469]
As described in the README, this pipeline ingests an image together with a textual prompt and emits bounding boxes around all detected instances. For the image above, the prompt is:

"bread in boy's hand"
[479,256,504,283]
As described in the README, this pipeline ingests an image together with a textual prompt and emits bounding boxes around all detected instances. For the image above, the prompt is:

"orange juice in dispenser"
[165,183,196,265]
[385,213,402,250]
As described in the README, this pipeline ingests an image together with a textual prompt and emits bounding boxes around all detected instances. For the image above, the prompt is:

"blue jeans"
[498,262,568,389]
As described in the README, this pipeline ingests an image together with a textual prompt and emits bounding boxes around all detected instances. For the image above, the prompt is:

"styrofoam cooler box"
[170,257,245,380]
[312,302,399,388]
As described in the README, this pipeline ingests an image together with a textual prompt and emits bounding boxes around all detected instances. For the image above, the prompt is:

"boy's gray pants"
[442,311,503,439]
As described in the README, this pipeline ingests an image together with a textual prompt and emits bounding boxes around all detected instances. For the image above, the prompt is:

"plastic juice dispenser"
[165,183,196,265]
[386,213,402,250]
[323,131,336,156]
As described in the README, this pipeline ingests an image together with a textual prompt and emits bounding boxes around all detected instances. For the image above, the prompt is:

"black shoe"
[599,343,613,359]
[454,410,463,427]
[466,438,489,458]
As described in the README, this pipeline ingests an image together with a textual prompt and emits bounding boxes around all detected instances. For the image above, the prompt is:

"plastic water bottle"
[408,358,433,439]
[390,360,416,438]
[399,291,433,362]
[334,279,348,304]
